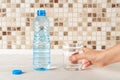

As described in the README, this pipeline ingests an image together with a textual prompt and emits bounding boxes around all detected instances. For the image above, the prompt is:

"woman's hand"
[69,48,107,69]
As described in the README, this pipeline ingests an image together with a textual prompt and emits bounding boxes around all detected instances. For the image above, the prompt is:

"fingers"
[82,62,92,69]
[81,59,92,69]
[81,59,89,64]
[69,47,93,64]
[69,53,86,63]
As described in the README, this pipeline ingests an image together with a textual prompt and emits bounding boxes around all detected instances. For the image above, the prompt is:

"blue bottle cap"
[12,69,23,75]
[37,10,46,16]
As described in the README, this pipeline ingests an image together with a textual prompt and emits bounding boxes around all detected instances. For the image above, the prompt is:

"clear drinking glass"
[63,42,83,71]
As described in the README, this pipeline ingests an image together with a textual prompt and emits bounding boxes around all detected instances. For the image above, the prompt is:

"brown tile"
[2,13,6,17]
[50,4,54,7]
[92,18,97,22]
[111,27,115,31]
[40,4,44,8]
[31,13,34,17]
[50,0,53,3]
[92,46,96,49]
[101,45,106,49]
[30,3,34,8]
[83,4,87,8]
[12,27,16,31]
[88,4,92,8]
[112,4,116,8]
[102,8,106,12]
[68,4,73,8]
[64,32,68,36]
[107,0,111,3]
[45,4,50,7]
[74,0,78,3]
[2,8,6,12]
[16,4,20,8]
[88,22,92,26]
[21,32,25,35]
[7,27,11,31]
[106,32,111,35]
[21,0,25,3]
[7,0,11,3]
[26,18,30,22]
[106,37,110,40]
[2,32,7,35]
[73,27,77,31]
[87,41,91,44]
[93,13,97,17]
[93,4,97,8]
[87,0,92,3]
[54,0,58,3]
[97,18,101,22]
[88,13,92,17]
[50,32,53,36]
[26,22,30,26]
[7,32,11,35]
[116,36,120,40]
[78,22,82,26]
[102,13,106,17]
[97,27,101,31]
[17,27,21,31]
[54,23,58,26]
[73,41,77,43]
[54,18,59,21]
[35,0,39,3]
[117,4,120,8]
[59,22,63,26]
[0,36,2,40]
[59,4,63,8]
[92,41,96,45]
[83,45,87,48]
[0,27,2,31]
[7,45,11,49]
[54,41,58,45]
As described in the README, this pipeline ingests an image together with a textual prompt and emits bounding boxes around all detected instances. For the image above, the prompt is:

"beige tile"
[0,1,119,49]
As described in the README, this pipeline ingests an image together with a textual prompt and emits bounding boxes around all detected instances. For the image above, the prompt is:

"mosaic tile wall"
[0,0,120,49]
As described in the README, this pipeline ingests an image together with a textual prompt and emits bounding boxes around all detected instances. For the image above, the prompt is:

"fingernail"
[81,65,86,70]
[81,60,86,64]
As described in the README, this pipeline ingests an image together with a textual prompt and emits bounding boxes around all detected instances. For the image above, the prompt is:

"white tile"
[54,8,59,13]
[73,22,77,26]
[16,40,21,45]
[116,0,120,3]
[21,45,25,49]
[63,3,68,8]
[68,0,73,3]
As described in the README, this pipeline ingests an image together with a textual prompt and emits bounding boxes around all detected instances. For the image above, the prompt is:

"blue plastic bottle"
[33,10,50,71]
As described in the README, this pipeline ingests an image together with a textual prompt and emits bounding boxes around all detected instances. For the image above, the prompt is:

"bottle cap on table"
[12,69,23,75]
